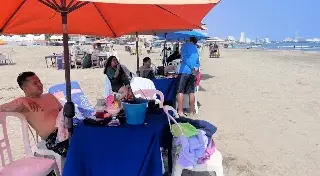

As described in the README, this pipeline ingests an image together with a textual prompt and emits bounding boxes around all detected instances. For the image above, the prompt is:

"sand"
[0,45,320,176]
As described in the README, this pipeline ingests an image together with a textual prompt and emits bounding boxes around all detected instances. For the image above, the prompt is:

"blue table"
[63,111,169,176]
[152,78,177,102]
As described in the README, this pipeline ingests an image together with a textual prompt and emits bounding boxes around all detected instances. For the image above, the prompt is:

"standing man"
[176,37,200,117]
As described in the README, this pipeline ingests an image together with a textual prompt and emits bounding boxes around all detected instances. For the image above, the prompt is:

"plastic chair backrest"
[133,89,164,107]
[130,77,156,93]
[0,112,32,166]
[162,106,184,135]
[48,81,95,117]
[168,60,180,66]
[105,75,112,97]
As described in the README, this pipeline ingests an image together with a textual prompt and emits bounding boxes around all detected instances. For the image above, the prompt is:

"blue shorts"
[176,74,195,94]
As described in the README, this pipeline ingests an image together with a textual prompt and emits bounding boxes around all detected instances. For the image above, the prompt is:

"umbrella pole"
[135,32,140,75]
[61,11,75,137]
[163,33,167,67]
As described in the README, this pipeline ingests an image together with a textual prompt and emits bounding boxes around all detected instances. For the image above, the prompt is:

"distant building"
[264,38,271,43]
[239,32,246,43]
[245,38,251,44]
[283,37,293,42]
[306,38,320,42]
[294,37,306,42]
[226,36,235,42]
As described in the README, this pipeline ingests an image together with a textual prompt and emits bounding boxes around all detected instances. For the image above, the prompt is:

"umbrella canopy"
[82,0,220,4]
[0,1,219,37]
[156,30,209,41]
[0,0,220,137]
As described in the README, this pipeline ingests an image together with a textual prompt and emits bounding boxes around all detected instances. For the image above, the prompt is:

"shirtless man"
[0,72,68,156]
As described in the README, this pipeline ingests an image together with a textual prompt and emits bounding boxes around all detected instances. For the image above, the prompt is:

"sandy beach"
[1,46,320,176]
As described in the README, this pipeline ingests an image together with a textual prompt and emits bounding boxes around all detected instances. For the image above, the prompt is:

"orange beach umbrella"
[0,0,221,136]
[0,40,8,45]
[0,1,219,37]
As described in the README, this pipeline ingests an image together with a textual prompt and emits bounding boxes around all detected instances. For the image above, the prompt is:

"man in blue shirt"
[176,37,200,116]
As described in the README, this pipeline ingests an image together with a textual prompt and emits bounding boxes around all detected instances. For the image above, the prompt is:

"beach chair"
[0,112,60,176]
[0,112,64,174]
[74,54,84,69]
[130,77,164,106]
[130,77,156,93]
[177,68,200,114]
[91,54,100,68]
[105,75,112,97]
[133,89,164,107]
[0,53,13,65]
[163,106,224,176]
[168,60,181,66]
[48,81,95,117]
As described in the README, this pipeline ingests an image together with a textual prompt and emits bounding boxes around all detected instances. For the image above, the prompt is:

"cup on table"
[95,106,105,118]
[96,98,106,106]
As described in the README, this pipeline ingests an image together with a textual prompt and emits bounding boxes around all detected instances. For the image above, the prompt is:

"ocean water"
[232,42,320,51]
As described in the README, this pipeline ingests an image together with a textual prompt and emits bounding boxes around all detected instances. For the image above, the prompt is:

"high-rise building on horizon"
[264,38,271,43]
[239,32,246,43]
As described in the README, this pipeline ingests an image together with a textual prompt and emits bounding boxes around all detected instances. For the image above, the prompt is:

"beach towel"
[171,123,198,138]
[49,81,95,117]
[175,130,208,169]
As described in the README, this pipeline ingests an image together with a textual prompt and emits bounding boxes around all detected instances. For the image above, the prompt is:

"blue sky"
[203,0,320,40]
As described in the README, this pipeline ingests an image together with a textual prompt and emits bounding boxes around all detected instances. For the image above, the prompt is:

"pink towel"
[197,139,215,164]
[56,110,68,142]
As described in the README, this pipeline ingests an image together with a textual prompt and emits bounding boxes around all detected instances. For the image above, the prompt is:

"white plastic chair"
[105,75,112,97]
[182,90,199,114]
[29,128,64,173]
[164,65,177,74]
[133,89,164,107]
[168,60,181,66]
[0,112,60,176]
[162,106,224,176]
[178,67,201,114]
[130,77,156,93]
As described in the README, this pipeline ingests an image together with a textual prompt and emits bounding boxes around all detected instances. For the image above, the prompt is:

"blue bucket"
[122,98,148,125]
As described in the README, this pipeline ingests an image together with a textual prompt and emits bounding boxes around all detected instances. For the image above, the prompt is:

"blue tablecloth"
[152,78,177,102]
[63,111,168,176]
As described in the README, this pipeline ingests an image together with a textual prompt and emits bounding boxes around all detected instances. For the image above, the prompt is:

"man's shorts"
[45,129,69,157]
[176,74,195,94]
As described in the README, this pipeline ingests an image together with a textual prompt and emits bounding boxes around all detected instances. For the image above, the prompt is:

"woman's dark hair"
[142,57,151,66]
[103,56,117,74]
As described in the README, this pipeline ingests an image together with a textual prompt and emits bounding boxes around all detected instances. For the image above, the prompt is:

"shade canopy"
[0,40,8,45]
[157,30,209,41]
[0,0,221,139]
[81,0,220,4]
[0,0,219,37]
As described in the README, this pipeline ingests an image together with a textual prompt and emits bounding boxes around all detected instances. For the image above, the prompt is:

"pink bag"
[195,72,201,87]
[197,139,215,164]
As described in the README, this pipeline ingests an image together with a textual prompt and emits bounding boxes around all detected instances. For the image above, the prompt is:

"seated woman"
[139,57,155,79]
[166,51,181,64]
[104,56,130,99]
